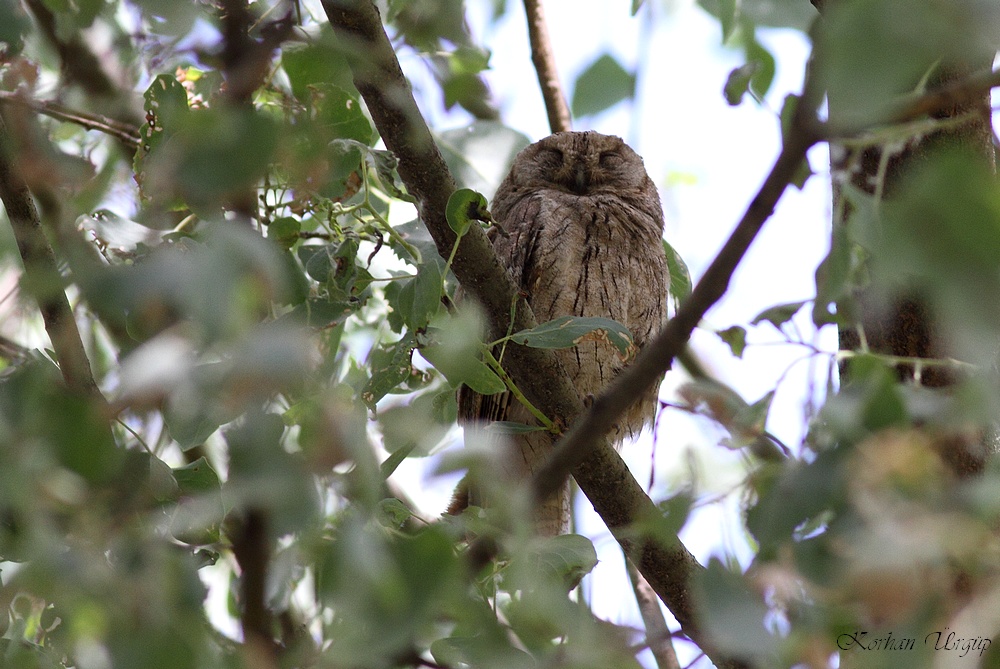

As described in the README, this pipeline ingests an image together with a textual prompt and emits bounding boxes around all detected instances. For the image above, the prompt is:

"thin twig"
[0,92,140,148]
[522,0,571,134]
[627,558,681,669]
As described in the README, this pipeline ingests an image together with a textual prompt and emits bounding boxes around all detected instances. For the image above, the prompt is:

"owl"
[457,131,670,536]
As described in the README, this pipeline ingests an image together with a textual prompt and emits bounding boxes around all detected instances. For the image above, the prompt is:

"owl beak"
[572,163,589,194]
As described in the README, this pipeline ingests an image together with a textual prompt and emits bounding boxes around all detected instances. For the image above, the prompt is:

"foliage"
[0,1,999,668]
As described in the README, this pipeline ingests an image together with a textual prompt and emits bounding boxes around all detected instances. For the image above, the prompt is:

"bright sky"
[392,1,835,665]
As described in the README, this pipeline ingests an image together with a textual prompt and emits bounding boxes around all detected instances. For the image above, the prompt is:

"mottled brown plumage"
[458,131,670,536]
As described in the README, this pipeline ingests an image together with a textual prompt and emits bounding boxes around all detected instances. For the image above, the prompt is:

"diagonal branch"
[0,109,104,401]
[523,0,572,134]
[0,92,140,148]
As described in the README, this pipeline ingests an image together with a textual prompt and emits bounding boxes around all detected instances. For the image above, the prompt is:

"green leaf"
[280,28,355,98]
[571,53,636,118]
[394,261,443,329]
[515,534,599,592]
[362,334,418,409]
[484,421,548,435]
[716,325,747,358]
[694,558,780,661]
[369,149,413,202]
[445,188,490,237]
[751,300,806,329]
[630,0,646,16]
[510,316,635,360]
[663,238,692,310]
[268,216,300,249]
[380,443,417,480]
[745,31,776,100]
[698,0,817,32]
[170,457,225,545]
[724,62,757,106]
[421,342,505,395]
[0,0,30,55]
[310,84,374,145]
[813,217,855,326]
[376,498,414,529]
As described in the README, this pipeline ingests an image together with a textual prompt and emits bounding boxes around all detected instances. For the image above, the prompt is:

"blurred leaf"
[747,449,846,550]
[376,498,413,529]
[510,316,635,361]
[694,558,779,661]
[420,308,505,395]
[519,534,598,591]
[484,421,548,435]
[813,212,856,326]
[724,62,757,106]
[363,334,419,409]
[820,0,1000,126]
[437,121,531,200]
[717,325,747,358]
[421,338,505,395]
[571,53,636,118]
[863,149,1000,365]
[0,0,31,55]
[663,238,691,311]
[751,300,806,330]
[281,27,355,98]
[268,216,300,249]
[393,260,443,329]
[698,0,817,32]
[170,457,224,545]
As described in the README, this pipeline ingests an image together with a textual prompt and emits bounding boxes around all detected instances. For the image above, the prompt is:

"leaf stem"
[481,348,557,433]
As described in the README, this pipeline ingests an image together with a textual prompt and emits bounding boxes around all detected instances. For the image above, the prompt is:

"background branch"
[0,110,104,401]
[523,0,572,134]
[627,558,681,669]
[0,92,140,148]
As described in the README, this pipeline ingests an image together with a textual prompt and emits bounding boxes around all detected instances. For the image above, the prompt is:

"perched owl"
[457,131,670,536]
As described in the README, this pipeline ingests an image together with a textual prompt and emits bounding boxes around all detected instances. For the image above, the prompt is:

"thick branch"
[0,110,103,400]
[523,0,572,133]
[321,3,750,666]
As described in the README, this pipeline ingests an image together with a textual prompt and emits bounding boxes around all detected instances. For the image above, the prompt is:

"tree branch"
[231,508,278,658]
[627,558,681,669]
[522,0,572,134]
[320,2,749,666]
[0,92,140,148]
[0,109,104,400]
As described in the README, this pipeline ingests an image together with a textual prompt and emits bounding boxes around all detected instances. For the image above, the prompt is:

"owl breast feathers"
[455,131,669,535]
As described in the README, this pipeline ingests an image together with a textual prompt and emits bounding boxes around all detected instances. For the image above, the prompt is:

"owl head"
[503,131,652,196]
